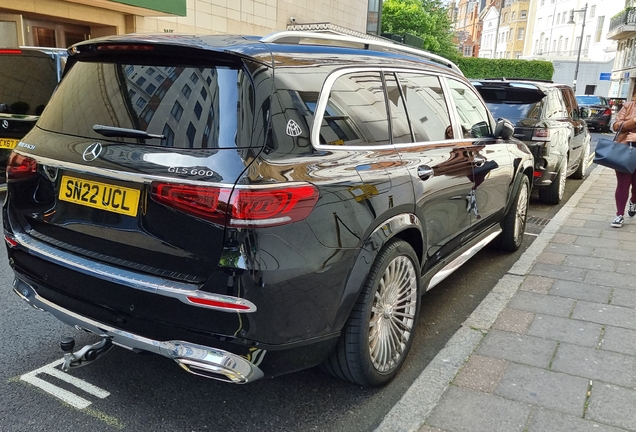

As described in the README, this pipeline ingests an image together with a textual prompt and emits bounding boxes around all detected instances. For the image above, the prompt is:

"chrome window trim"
[10,230,257,313]
[310,67,468,151]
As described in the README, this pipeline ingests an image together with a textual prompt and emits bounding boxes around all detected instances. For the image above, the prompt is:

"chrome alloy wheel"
[368,255,418,373]
[557,160,567,200]
[514,181,529,242]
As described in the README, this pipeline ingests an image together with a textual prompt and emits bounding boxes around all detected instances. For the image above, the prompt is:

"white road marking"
[20,358,110,409]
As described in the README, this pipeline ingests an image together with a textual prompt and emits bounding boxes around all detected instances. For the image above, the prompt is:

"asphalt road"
[0,131,610,432]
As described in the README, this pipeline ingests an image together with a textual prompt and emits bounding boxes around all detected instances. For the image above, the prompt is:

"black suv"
[472,79,591,204]
[5,32,533,386]
[0,47,67,186]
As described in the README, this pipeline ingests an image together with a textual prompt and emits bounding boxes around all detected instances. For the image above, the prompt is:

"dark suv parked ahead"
[472,79,591,204]
[576,95,612,132]
[0,47,67,186]
[5,32,533,386]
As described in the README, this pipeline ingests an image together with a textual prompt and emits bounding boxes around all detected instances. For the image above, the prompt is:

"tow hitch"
[60,336,113,371]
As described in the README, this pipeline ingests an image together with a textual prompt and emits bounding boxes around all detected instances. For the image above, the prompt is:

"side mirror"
[494,118,514,140]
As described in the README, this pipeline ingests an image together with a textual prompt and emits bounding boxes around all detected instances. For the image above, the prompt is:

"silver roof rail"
[260,31,463,75]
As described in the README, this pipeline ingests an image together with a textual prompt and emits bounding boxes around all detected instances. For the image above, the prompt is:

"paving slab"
[527,408,627,432]
[549,280,611,304]
[587,383,636,431]
[508,291,574,317]
[475,330,557,368]
[572,300,636,329]
[526,314,603,347]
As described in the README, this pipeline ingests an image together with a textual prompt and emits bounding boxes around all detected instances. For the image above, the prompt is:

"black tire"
[494,176,529,251]
[539,159,566,205]
[571,141,589,180]
[322,239,420,387]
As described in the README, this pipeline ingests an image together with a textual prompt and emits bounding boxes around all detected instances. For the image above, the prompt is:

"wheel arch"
[331,213,425,332]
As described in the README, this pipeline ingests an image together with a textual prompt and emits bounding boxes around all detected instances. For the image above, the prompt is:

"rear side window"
[0,53,59,116]
[396,73,452,141]
[319,71,389,146]
[447,79,493,138]
[38,61,258,149]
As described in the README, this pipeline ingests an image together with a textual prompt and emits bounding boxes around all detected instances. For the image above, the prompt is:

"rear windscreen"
[478,87,544,122]
[0,53,59,116]
[38,60,260,148]
[576,96,606,105]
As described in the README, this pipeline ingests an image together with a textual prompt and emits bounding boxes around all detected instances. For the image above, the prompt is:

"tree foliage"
[381,0,458,59]
[458,58,554,80]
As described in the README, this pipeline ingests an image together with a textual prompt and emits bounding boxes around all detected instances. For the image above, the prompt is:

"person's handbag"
[593,123,636,174]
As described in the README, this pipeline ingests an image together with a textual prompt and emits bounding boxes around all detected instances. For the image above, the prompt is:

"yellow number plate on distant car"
[0,138,18,149]
[59,175,140,217]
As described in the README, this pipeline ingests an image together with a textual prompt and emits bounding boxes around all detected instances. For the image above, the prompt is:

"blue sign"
[599,73,611,81]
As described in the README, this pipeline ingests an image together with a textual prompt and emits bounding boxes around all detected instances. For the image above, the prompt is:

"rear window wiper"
[93,124,165,140]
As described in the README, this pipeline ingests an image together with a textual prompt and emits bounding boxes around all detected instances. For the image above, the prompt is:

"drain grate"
[527,216,551,226]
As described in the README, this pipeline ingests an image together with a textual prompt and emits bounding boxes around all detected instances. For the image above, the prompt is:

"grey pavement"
[377,165,636,432]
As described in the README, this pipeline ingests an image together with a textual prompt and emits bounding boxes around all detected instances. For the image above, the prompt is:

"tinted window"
[38,61,258,148]
[396,72,452,141]
[384,72,412,144]
[0,52,59,116]
[447,80,493,138]
[484,101,541,122]
[319,71,389,146]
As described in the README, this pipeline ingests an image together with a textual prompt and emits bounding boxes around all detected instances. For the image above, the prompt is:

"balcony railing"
[609,7,636,34]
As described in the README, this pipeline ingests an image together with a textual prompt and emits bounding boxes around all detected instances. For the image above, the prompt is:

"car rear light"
[533,171,543,178]
[602,108,612,116]
[151,183,319,228]
[4,234,18,248]
[532,128,550,141]
[0,49,22,55]
[7,153,38,180]
[186,295,255,312]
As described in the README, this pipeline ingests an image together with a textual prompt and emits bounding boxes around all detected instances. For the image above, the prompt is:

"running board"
[426,228,502,291]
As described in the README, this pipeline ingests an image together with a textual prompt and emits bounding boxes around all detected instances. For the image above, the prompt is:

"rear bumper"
[13,276,264,384]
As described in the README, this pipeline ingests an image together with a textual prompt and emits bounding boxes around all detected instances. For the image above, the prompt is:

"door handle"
[417,165,434,180]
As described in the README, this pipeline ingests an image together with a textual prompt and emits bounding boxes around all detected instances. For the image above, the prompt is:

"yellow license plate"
[0,138,18,149]
[59,175,140,217]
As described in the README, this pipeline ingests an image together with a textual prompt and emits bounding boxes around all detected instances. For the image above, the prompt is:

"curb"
[375,165,605,432]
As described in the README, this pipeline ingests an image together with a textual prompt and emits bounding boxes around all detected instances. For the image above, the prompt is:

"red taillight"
[151,183,319,228]
[533,171,543,178]
[4,235,18,248]
[532,128,550,141]
[0,49,22,55]
[7,153,37,180]
[187,296,252,311]
[97,45,154,51]
[602,108,612,115]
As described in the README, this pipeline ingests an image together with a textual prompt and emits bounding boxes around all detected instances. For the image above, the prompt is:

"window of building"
[142,107,154,123]
[521,10,527,18]
[146,68,155,76]
[171,101,183,121]
[200,87,208,101]
[136,77,146,86]
[194,101,203,120]
[136,97,147,108]
[595,16,605,43]
[518,28,525,40]
[146,84,156,94]
[182,84,192,98]
[557,13,561,23]
[162,124,175,147]
[562,13,566,24]
[155,74,164,83]
[584,35,591,52]
[125,65,134,75]
[190,72,199,84]
[590,5,596,18]
[186,122,197,147]
[540,0,544,6]
[512,11,516,20]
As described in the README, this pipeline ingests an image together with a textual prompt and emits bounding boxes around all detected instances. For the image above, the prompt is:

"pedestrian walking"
[610,99,636,228]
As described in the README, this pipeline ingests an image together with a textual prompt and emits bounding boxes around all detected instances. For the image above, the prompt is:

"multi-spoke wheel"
[322,239,420,387]
[495,175,530,251]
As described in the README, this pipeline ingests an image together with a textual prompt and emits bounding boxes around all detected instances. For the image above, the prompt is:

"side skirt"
[424,226,502,291]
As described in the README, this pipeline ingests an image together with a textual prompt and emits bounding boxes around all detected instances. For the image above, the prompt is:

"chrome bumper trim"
[13,277,264,384]
[9,230,256,313]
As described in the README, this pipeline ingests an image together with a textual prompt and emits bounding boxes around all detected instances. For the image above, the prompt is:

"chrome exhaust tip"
[172,344,264,384]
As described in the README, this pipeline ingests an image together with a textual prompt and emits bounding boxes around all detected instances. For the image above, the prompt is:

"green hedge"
[456,57,554,81]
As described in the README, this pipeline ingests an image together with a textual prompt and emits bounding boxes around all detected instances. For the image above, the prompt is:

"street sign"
[599,72,611,81]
